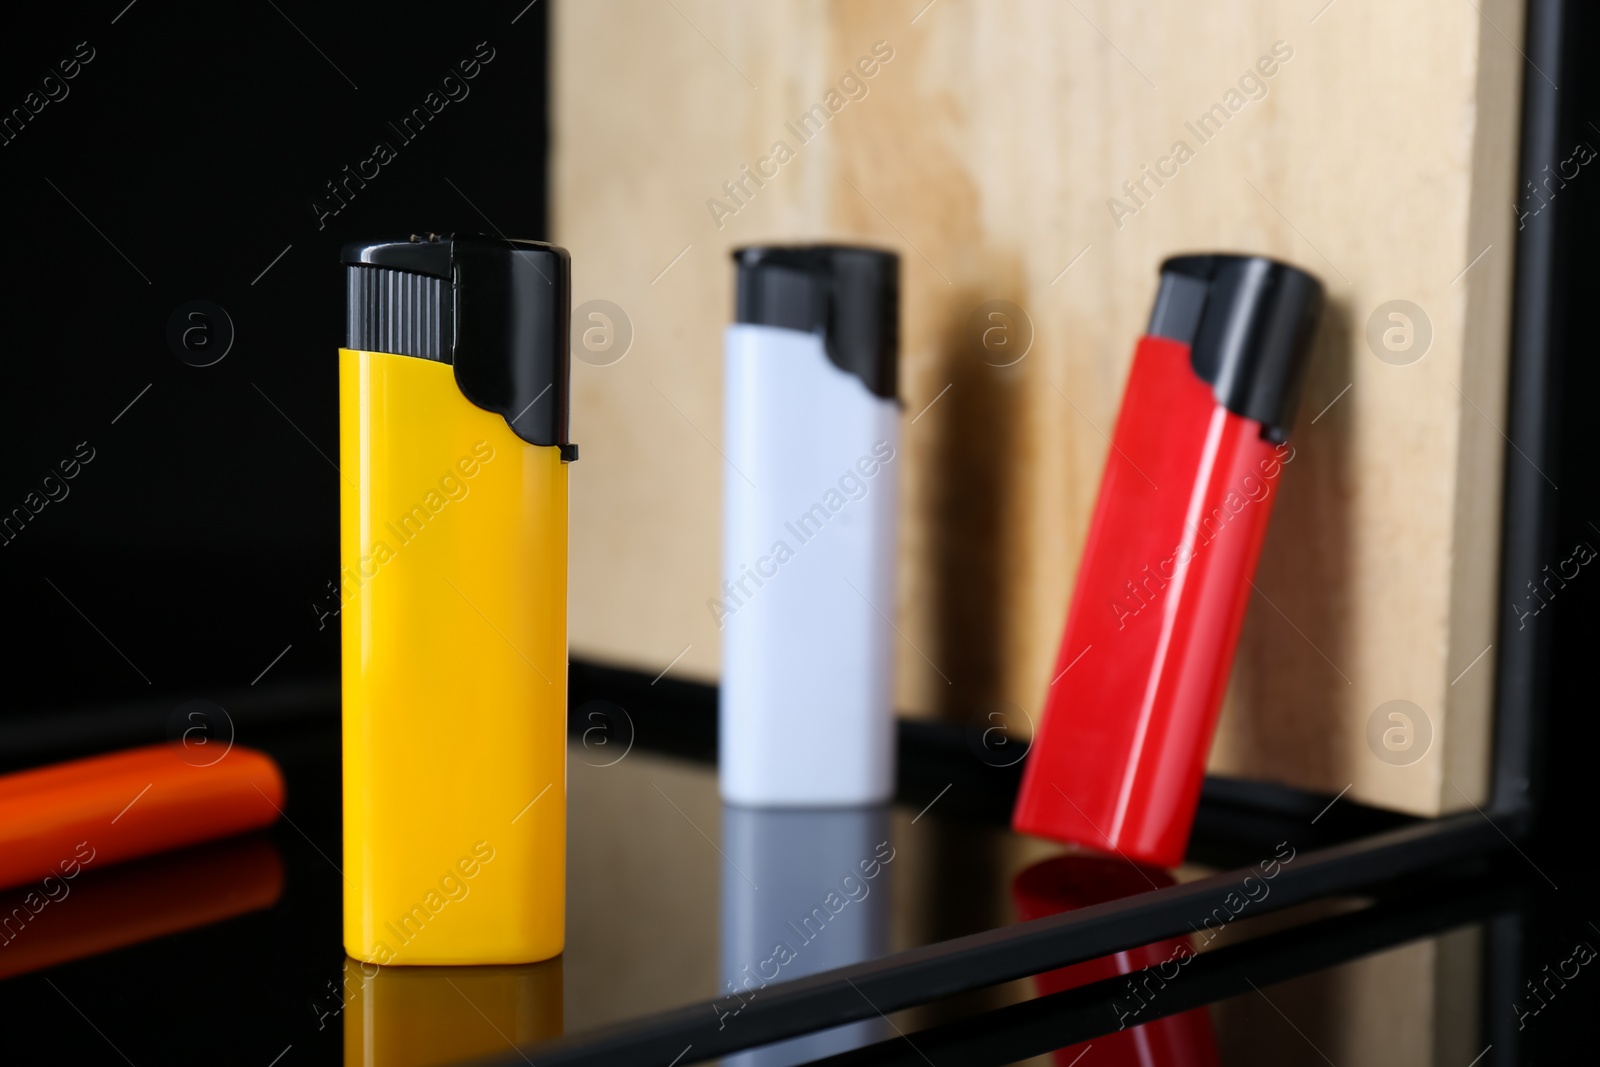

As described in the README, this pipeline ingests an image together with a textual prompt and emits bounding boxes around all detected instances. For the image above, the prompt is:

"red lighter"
[1014,254,1323,868]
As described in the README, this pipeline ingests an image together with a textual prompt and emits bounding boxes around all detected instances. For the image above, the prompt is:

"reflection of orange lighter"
[0,743,284,891]
[0,836,283,981]
[1012,856,1220,1066]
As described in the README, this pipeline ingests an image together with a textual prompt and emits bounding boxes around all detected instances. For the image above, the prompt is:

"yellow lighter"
[339,233,574,966]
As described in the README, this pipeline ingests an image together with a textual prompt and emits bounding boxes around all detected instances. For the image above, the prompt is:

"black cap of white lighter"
[733,245,900,402]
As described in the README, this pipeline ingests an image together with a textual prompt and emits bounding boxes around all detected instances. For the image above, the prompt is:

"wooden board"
[552,0,1525,815]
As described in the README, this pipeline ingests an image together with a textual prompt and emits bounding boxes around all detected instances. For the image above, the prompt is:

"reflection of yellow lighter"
[342,957,563,1067]
[339,233,574,966]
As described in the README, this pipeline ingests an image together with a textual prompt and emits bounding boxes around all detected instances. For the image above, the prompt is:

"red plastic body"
[1012,856,1219,1066]
[1014,335,1288,868]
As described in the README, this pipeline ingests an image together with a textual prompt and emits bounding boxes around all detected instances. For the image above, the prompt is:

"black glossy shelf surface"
[0,669,1585,1067]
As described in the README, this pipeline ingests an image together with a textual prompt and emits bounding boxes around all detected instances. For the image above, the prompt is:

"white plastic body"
[719,323,899,806]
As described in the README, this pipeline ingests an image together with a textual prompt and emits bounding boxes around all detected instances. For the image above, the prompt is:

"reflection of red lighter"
[1012,856,1218,1066]
[1014,255,1322,868]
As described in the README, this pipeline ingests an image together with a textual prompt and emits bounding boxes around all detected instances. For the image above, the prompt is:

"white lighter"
[718,246,901,807]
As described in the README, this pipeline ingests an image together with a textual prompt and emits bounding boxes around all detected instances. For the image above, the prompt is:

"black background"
[0,0,548,713]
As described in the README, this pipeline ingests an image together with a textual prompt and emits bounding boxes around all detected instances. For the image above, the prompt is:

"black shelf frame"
[488,1,1579,1064]
[805,868,1528,1067]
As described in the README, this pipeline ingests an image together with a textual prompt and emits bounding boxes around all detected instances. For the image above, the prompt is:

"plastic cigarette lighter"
[340,233,574,965]
[720,246,900,807]
[0,743,283,892]
[1013,254,1323,868]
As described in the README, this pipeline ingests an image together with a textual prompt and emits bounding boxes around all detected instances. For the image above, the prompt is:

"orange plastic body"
[0,743,284,891]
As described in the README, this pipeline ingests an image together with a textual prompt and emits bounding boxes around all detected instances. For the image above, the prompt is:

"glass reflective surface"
[0,717,1586,1066]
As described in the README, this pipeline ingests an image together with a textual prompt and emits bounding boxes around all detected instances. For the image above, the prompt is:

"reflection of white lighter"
[720,806,892,1065]
[719,246,900,807]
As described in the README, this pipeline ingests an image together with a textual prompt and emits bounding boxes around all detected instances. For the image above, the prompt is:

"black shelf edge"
[805,867,1524,1067]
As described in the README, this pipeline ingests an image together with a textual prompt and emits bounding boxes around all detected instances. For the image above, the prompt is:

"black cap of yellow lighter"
[342,233,576,460]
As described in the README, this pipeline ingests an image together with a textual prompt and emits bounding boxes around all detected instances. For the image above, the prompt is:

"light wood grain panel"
[553,0,1524,814]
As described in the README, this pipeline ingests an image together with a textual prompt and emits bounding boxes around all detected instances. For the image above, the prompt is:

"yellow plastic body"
[341,956,562,1066]
[339,348,566,966]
